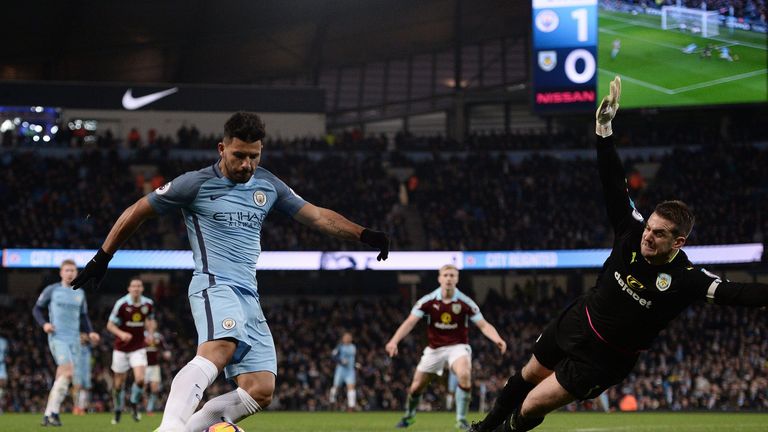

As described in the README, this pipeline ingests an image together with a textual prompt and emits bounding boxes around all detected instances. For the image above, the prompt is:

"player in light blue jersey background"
[0,333,8,413]
[446,370,458,410]
[33,259,100,426]
[329,332,357,410]
[73,112,391,432]
[72,333,95,415]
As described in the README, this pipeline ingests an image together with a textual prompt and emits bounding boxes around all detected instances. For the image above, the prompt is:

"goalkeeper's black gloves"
[596,75,621,138]
[360,229,390,261]
[71,248,113,290]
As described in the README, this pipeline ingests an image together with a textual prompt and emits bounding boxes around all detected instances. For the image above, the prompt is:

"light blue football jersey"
[35,283,89,342]
[0,336,7,362]
[0,336,7,379]
[147,162,307,297]
[333,343,357,370]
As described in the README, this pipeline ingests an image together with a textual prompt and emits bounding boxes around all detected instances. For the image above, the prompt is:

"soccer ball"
[206,421,244,432]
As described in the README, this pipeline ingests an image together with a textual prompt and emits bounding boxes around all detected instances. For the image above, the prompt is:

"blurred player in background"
[446,370,458,410]
[145,329,169,415]
[610,39,621,60]
[719,46,734,61]
[106,277,156,424]
[33,259,100,426]
[470,76,768,432]
[71,112,391,432]
[329,331,357,410]
[72,333,96,415]
[386,264,507,430]
[596,392,610,413]
[0,331,7,413]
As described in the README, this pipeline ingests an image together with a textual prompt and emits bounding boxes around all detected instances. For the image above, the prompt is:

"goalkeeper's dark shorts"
[532,299,639,401]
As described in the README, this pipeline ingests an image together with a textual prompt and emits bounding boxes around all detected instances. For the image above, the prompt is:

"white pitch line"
[670,68,768,93]
[599,68,675,94]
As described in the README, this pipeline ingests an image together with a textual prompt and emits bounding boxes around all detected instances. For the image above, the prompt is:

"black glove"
[71,248,113,290]
[360,229,390,261]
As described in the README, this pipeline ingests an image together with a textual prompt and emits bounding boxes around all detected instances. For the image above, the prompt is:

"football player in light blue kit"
[329,332,357,410]
[446,370,458,410]
[72,333,95,415]
[72,112,391,432]
[0,333,8,413]
[33,259,101,426]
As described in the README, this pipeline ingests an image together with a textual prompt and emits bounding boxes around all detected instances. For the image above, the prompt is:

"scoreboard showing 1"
[532,0,598,113]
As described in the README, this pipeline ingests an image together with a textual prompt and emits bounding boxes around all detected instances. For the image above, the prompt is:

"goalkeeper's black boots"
[469,418,502,432]
[470,416,511,432]
[470,414,543,432]
[469,413,544,432]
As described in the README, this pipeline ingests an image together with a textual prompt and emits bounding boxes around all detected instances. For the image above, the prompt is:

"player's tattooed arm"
[294,203,364,241]
[324,217,347,238]
[295,203,390,260]
[102,196,158,254]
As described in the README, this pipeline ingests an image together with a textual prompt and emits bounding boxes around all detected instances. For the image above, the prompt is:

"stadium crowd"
[2,282,767,413]
[2,134,767,252]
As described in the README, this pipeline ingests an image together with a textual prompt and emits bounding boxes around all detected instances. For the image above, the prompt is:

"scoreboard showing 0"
[532,0,598,113]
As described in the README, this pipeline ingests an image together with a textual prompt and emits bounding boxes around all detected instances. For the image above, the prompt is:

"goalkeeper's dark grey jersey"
[565,136,768,354]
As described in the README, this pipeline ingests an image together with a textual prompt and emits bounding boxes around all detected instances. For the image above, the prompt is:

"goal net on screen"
[661,6,720,37]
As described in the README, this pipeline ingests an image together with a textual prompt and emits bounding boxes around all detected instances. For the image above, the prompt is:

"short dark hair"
[654,200,695,237]
[224,112,266,143]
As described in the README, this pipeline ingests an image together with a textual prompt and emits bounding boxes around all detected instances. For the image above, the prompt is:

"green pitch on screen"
[4,412,768,431]
[598,10,767,109]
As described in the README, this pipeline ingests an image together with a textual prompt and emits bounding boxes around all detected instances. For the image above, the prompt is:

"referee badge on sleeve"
[656,273,672,291]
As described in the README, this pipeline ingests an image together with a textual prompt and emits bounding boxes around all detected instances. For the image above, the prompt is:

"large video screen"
[533,1,768,111]
[597,2,767,109]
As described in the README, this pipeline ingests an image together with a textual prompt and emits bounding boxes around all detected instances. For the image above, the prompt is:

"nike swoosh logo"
[210,194,226,200]
[122,87,179,110]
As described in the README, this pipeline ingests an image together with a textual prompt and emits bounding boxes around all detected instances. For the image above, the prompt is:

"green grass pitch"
[4,411,768,431]
[598,10,767,108]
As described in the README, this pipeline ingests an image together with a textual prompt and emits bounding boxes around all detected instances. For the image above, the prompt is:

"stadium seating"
[2,131,767,251]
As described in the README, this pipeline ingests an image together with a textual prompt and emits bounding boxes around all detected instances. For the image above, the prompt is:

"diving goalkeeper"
[470,76,768,432]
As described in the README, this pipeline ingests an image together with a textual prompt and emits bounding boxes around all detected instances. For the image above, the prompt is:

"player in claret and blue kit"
[387,264,507,430]
[106,277,156,424]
